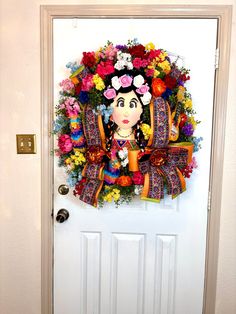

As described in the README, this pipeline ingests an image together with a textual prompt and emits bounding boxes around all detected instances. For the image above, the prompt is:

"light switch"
[16,134,36,154]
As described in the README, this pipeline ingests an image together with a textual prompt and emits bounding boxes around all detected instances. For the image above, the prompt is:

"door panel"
[53,18,217,314]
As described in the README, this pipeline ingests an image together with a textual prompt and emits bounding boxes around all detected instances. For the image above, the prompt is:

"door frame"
[40,5,232,314]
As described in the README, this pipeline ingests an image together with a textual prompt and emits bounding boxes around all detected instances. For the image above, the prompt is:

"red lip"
[122,120,129,124]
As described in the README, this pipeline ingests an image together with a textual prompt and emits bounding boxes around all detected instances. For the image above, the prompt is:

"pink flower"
[141,59,148,67]
[133,58,143,69]
[136,84,150,95]
[81,74,94,91]
[119,74,133,88]
[146,68,155,77]
[59,79,74,92]
[132,171,144,185]
[103,88,116,99]
[58,134,73,153]
[104,44,118,60]
[96,61,115,78]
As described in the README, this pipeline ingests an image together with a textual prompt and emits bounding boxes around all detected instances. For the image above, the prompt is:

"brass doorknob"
[58,184,69,195]
[56,209,69,223]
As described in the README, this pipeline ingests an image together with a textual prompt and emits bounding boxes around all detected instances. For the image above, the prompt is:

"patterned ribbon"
[79,105,104,207]
[141,98,188,201]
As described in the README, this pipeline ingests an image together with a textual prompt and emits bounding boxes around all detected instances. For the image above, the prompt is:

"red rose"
[164,75,177,89]
[81,52,96,67]
[128,44,146,58]
[96,60,115,78]
[58,134,73,153]
[151,78,167,97]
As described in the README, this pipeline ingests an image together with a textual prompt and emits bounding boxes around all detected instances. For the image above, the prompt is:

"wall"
[0,1,235,314]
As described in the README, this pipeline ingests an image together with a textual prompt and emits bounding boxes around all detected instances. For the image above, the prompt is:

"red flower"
[58,134,73,153]
[180,74,190,82]
[128,44,146,58]
[151,78,167,97]
[73,178,87,196]
[164,75,177,89]
[116,175,133,187]
[132,171,144,185]
[96,60,115,78]
[74,82,82,95]
[179,113,188,128]
[81,52,96,67]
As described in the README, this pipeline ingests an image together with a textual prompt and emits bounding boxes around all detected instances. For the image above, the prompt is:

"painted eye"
[129,100,138,109]
[117,98,124,107]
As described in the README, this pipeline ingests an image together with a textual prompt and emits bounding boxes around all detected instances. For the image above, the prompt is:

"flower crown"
[104,74,152,105]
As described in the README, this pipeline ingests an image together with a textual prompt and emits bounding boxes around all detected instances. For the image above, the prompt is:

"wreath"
[54,39,202,207]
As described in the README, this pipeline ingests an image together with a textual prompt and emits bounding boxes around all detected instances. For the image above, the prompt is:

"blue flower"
[66,62,79,73]
[192,136,203,152]
[79,91,89,104]
[162,88,173,100]
[97,104,113,124]
[67,171,82,187]
[53,116,68,133]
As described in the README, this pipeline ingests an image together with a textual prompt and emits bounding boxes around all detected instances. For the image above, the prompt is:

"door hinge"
[207,191,211,211]
[215,48,219,69]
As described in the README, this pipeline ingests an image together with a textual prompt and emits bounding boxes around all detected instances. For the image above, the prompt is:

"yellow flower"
[65,158,71,165]
[153,70,160,78]
[103,193,113,202]
[145,42,155,51]
[177,86,186,102]
[184,98,192,109]
[158,60,171,74]
[93,74,105,91]
[140,123,152,140]
[188,116,197,130]
[159,51,168,61]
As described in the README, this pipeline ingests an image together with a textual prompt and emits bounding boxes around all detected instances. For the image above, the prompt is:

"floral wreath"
[54,39,203,207]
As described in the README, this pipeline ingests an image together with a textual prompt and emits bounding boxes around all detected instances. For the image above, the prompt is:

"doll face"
[111,90,143,130]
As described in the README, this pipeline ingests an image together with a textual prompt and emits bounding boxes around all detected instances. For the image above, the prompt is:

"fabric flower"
[119,75,133,88]
[140,123,152,140]
[133,58,143,69]
[81,74,94,91]
[132,171,144,185]
[141,92,152,105]
[58,134,73,153]
[184,98,192,109]
[111,76,121,90]
[164,75,177,89]
[81,51,96,67]
[177,86,186,102]
[118,147,128,160]
[133,74,145,88]
[93,74,105,91]
[145,42,155,51]
[151,78,167,97]
[116,175,133,187]
[59,79,74,93]
[103,88,116,99]
[182,123,194,136]
[128,44,146,58]
[79,91,89,104]
[136,84,150,95]
[96,60,115,78]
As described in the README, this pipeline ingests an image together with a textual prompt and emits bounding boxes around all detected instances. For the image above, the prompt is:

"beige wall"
[0,0,235,313]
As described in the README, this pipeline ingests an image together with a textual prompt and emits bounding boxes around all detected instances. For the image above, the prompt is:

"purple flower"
[182,123,194,136]
[115,45,127,50]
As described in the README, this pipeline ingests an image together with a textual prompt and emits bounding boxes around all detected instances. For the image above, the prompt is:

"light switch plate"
[16,134,36,154]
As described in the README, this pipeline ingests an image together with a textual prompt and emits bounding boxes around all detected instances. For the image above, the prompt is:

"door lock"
[56,209,69,223]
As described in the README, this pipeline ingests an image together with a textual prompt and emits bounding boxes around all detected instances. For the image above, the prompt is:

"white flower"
[133,74,145,88]
[140,91,152,105]
[134,185,143,195]
[118,147,128,159]
[111,76,121,90]
[114,60,125,70]
[127,62,134,70]
[121,158,129,167]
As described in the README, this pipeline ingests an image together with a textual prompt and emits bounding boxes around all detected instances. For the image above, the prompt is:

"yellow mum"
[177,86,186,102]
[140,123,152,140]
[145,42,155,51]
[188,116,197,130]
[159,51,168,62]
[184,98,192,109]
[158,60,171,74]
[93,74,105,91]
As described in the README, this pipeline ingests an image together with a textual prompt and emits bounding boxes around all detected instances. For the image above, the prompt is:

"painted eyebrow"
[130,98,138,103]
[117,97,125,101]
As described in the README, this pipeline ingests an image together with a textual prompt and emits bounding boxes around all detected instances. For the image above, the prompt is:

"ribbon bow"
[140,97,190,201]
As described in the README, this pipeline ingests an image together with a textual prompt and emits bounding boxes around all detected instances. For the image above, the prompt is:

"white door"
[53,18,217,314]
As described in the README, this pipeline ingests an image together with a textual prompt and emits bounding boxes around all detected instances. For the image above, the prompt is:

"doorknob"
[56,209,69,223]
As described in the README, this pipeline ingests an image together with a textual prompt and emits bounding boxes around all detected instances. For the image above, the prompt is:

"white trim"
[40,5,232,314]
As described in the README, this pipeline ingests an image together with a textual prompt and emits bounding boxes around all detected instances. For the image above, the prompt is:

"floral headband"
[103,74,152,106]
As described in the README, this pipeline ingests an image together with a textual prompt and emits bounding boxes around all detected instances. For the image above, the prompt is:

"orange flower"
[151,78,166,97]
[116,175,133,187]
